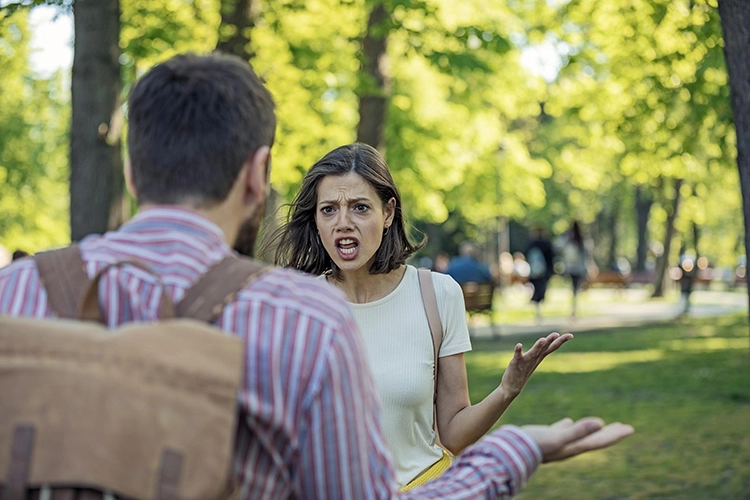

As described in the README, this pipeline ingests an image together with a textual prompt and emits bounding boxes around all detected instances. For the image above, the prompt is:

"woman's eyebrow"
[318,196,371,205]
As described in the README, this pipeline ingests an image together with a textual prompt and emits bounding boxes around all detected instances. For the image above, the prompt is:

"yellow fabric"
[400,449,453,492]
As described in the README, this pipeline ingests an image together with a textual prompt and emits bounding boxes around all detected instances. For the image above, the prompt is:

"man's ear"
[243,146,271,206]
[124,158,138,200]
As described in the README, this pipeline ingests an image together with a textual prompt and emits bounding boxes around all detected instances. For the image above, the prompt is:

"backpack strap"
[78,260,177,323]
[417,268,444,440]
[34,245,90,319]
[176,254,270,323]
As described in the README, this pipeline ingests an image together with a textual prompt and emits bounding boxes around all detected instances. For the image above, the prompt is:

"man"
[445,241,495,285]
[0,53,632,499]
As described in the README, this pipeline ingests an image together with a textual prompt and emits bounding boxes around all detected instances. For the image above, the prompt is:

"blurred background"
[1,2,749,498]
[0,0,742,299]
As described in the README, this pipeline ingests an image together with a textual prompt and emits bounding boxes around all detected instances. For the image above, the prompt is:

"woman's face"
[315,173,395,274]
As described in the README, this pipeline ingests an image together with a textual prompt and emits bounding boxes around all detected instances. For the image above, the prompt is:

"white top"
[323,265,472,486]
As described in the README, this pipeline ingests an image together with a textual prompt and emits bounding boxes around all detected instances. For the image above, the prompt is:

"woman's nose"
[335,209,353,230]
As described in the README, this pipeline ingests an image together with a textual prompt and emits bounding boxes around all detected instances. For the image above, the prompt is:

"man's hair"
[459,241,479,258]
[127,52,276,207]
[271,143,425,279]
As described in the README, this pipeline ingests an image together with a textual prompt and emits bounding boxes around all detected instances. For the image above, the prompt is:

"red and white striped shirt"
[0,207,541,499]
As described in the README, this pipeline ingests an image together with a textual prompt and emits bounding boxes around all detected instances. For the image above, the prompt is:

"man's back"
[445,256,493,285]
[0,207,395,498]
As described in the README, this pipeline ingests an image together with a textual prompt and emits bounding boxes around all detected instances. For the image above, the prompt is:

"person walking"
[525,227,555,323]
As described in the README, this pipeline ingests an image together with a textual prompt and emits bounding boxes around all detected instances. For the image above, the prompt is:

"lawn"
[465,313,750,500]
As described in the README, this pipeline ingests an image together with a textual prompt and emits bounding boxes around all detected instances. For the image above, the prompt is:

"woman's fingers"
[546,333,574,353]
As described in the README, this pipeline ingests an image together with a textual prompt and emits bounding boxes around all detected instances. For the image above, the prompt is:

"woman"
[271,143,572,489]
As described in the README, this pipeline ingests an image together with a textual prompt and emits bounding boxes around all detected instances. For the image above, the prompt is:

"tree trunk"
[214,0,278,260]
[70,0,122,241]
[692,221,700,255]
[357,2,388,151]
[216,0,254,59]
[635,185,653,272]
[718,0,750,331]
[652,178,683,298]
[606,203,619,270]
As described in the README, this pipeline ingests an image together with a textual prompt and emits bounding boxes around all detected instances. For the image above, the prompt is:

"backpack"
[0,245,269,500]
[527,246,547,279]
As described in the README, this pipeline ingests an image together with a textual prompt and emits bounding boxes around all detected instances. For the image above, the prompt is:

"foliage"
[0,0,742,269]
[0,12,69,252]
[466,313,750,499]
[521,0,738,266]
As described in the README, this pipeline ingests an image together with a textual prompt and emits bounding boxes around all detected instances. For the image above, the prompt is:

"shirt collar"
[120,207,229,247]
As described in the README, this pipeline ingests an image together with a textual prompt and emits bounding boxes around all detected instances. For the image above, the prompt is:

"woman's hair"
[269,143,425,279]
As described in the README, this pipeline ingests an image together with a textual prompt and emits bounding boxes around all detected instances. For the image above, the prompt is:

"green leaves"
[0,12,69,252]
[0,0,739,266]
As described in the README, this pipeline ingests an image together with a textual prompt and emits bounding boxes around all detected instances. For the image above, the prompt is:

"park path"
[469,289,748,340]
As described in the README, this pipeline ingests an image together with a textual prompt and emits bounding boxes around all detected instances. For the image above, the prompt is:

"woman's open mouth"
[336,238,359,260]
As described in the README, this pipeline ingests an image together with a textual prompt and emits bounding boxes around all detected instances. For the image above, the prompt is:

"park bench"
[584,270,629,289]
[460,282,500,337]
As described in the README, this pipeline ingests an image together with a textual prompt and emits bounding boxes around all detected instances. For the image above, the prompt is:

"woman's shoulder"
[408,265,463,299]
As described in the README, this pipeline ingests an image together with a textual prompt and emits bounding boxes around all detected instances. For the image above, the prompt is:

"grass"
[465,313,750,500]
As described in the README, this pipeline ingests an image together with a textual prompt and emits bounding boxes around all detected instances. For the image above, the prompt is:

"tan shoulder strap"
[176,254,270,323]
[417,268,444,441]
[417,268,443,377]
[34,245,90,319]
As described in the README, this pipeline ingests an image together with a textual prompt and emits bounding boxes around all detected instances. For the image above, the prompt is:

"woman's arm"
[435,332,573,455]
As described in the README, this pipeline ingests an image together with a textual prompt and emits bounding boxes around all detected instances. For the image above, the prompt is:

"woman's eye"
[354,204,369,212]
[321,206,334,214]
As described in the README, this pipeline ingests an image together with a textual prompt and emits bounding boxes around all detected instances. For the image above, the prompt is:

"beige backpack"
[0,246,268,500]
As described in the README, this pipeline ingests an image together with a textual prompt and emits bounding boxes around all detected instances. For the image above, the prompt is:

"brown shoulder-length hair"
[269,143,425,279]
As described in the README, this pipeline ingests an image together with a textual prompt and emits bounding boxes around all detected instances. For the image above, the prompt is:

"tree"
[634,185,653,273]
[2,0,123,241]
[70,0,122,240]
[652,178,683,297]
[717,0,750,322]
[216,0,254,58]
[357,1,388,150]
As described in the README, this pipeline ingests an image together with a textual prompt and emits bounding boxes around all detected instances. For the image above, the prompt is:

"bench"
[583,270,629,289]
[460,282,499,337]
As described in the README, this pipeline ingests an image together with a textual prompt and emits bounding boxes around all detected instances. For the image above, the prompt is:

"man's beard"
[233,207,264,258]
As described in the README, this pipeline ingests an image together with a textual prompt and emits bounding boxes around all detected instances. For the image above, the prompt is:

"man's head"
[126,52,276,253]
[459,241,479,259]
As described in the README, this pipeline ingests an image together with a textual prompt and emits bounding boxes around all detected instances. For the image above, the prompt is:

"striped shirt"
[0,207,541,499]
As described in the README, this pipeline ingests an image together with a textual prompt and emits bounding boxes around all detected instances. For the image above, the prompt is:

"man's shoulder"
[0,257,42,314]
[240,267,353,328]
[0,257,39,284]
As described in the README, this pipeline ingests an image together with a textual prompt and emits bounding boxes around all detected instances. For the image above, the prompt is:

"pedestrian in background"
[526,227,555,323]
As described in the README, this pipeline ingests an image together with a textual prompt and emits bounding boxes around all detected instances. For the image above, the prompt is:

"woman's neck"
[330,265,407,304]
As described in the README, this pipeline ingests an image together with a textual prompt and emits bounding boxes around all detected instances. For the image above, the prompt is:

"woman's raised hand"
[500,332,574,397]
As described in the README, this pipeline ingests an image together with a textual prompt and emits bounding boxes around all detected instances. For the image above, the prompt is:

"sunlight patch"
[661,337,749,352]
